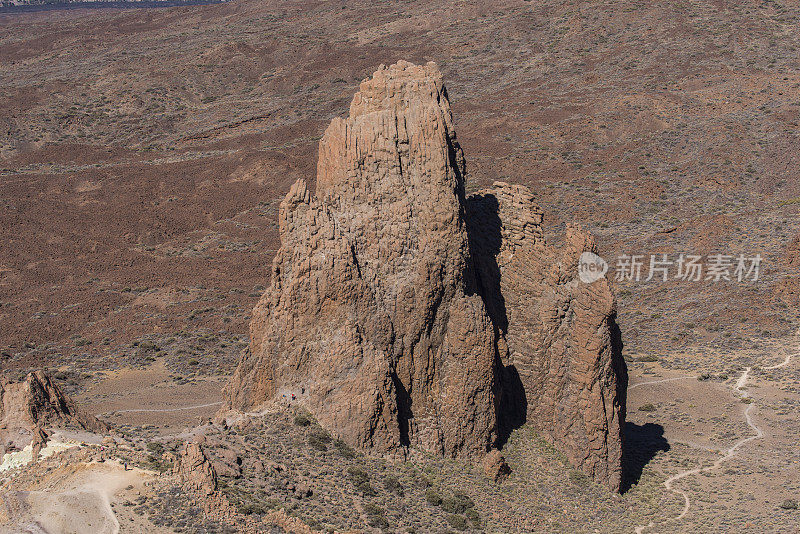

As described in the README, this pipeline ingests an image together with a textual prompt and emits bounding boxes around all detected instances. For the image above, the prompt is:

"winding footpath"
[628,376,695,390]
[105,401,223,414]
[633,344,796,533]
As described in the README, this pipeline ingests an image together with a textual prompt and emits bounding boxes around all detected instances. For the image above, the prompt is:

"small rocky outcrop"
[211,447,242,479]
[225,61,627,491]
[482,450,511,483]
[174,442,217,495]
[0,371,107,453]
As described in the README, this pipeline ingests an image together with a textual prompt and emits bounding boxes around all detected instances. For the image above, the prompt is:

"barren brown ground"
[1,0,800,532]
[627,334,800,533]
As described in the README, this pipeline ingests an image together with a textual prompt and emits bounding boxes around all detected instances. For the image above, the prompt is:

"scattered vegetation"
[307,429,332,451]
[293,412,312,427]
[347,466,376,496]
[425,487,443,506]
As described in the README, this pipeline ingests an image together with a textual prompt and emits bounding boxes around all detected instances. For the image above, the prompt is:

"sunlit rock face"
[226,61,627,491]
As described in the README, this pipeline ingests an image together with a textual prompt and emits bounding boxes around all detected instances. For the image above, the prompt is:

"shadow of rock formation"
[621,422,670,493]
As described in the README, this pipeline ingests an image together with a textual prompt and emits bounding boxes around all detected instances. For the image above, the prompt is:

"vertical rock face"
[225,61,627,490]
[467,183,627,491]
[226,61,498,459]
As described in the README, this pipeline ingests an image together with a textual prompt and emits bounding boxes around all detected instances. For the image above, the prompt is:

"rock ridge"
[0,370,108,455]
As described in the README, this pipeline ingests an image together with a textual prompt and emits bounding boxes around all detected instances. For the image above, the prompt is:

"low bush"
[308,430,331,451]
[384,475,403,495]
[446,514,468,530]
[425,487,443,506]
[334,439,357,458]
[347,466,376,496]
[441,491,474,514]
[364,503,388,527]
[293,413,312,427]
[466,508,481,527]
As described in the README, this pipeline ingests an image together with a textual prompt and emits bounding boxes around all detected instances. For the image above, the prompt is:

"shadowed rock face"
[225,61,627,490]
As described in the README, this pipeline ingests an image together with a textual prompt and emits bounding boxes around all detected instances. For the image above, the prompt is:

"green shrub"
[441,491,474,514]
[347,466,368,484]
[347,467,376,496]
[414,473,431,488]
[139,340,158,351]
[383,475,403,495]
[638,403,657,412]
[334,439,357,459]
[425,487,442,506]
[308,430,332,451]
[368,515,389,528]
[363,503,383,515]
[569,470,591,486]
[446,514,468,530]
[364,503,388,527]
[293,413,312,427]
[466,508,481,527]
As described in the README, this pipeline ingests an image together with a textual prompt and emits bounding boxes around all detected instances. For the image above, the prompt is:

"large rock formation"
[467,183,626,490]
[0,371,108,454]
[227,61,498,459]
[225,61,627,490]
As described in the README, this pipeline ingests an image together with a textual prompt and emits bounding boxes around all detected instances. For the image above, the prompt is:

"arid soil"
[1,0,800,532]
[2,0,799,368]
[627,333,800,533]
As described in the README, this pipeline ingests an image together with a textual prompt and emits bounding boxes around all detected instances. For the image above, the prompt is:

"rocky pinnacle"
[225,61,627,491]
